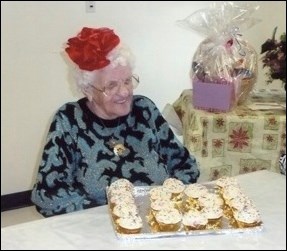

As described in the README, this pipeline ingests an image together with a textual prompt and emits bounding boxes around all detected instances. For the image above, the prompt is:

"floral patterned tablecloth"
[172,89,286,182]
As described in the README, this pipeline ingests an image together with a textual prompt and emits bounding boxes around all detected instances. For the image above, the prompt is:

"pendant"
[113,143,126,156]
[108,138,127,156]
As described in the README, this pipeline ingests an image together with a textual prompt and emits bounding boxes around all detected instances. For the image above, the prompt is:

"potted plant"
[261,27,286,90]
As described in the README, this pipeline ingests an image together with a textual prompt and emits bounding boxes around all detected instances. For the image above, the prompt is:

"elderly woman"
[31,27,199,217]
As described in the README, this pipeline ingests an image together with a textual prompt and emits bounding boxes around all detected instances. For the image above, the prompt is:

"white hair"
[74,43,135,92]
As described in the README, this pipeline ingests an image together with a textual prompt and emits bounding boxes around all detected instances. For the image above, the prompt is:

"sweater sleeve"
[147,99,200,184]
[31,109,97,217]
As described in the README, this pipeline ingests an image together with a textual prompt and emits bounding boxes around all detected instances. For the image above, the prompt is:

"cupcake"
[108,178,134,194]
[221,184,244,202]
[162,178,185,202]
[201,206,223,229]
[150,199,175,215]
[215,176,238,192]
[147,199,175,231]
[116,215,143,234]
[154,207,182,232]
[112,202,139,220]
[198,193,224,209]
[182,210,208,231]
[183,184,209,211]
[228,195,254,212]
[233,205,262,228]
[149,186,172,202]
[226,195,250,220]
[109,191,135,209]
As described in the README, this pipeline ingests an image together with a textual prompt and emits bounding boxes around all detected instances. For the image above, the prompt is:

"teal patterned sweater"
[31,95,199,216]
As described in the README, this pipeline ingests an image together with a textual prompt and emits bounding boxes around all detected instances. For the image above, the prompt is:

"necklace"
[98,118,127,157]
[88,99,128,156]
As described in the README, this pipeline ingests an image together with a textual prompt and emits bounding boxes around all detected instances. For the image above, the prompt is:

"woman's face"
[90,65,134,119]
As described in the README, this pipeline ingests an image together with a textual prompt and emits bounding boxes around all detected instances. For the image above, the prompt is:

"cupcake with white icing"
[162,178,185,203]
[154,207,182,232]
[215,176,238,191]
[149,186,172,202]
[182,210,208,231]
[150,199,175,214]
[221,184,243,202]
[183,184,209,211]
[112,202,139,220]
[201,206,223,229]
[198,193,224,209]
[109,192,135,209]
[108,178,134,195]
[222,186,253,220]
[116,215,143,234]
[233,205,262,228]
[227,194,253,214]
[147,198,175,230]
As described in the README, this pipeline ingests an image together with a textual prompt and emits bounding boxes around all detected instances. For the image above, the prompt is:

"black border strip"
[1,190,33,212]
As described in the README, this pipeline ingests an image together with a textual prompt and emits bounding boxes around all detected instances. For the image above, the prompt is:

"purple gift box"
[192,79,235,112]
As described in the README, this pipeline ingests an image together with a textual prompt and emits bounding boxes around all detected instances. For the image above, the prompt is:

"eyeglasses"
[89,74,139,97]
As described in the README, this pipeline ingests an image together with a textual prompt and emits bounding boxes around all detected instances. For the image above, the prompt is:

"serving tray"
[107,185,263,239]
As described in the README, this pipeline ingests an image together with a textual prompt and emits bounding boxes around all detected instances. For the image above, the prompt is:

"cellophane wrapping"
[178,1,261,112]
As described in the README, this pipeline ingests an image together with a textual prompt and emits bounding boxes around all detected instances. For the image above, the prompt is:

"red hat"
[65,27,120,71]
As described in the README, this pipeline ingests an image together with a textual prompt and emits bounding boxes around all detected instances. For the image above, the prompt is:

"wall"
[1,1,286,195]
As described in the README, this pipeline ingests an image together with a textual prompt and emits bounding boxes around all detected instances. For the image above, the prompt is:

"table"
[1,170,286,250]
[171,89,286,182]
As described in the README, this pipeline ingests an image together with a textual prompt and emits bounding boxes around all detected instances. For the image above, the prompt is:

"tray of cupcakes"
[106,177,263,239]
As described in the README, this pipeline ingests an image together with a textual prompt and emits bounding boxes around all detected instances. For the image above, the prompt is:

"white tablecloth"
[1,170,286,250]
